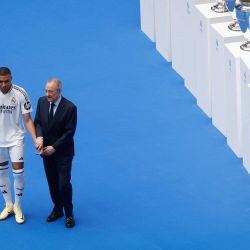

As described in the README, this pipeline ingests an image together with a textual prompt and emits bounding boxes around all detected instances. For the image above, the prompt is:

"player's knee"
[12,162,24,170]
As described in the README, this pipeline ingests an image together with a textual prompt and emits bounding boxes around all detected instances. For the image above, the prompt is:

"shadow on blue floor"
[1,0,250,249]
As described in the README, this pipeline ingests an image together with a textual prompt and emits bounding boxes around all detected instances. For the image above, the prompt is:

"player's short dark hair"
[0,67,12,76]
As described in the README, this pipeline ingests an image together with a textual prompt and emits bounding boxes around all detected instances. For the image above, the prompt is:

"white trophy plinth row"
[140,0,250,172]
[171,0,215,80]
[241,55,250,173]
[154,0,172,61]
[140,0,172,61]
[210,22,244,137]
[140,0,156,42]
[194,3,231,118]
[183,0,216,97]
[224,42,246,158]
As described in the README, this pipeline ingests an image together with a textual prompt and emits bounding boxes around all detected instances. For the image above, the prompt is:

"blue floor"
[2,0,250,249]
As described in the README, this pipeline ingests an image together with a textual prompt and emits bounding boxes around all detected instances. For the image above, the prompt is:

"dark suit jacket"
[34,96,77,158]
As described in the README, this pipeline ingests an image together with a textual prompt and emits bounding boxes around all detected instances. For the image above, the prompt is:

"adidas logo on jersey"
[19,157,24,161]
[2,190,7,194]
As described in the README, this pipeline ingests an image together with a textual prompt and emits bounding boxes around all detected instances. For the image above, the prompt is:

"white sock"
[0,165,12,205]
[13,169,25,206]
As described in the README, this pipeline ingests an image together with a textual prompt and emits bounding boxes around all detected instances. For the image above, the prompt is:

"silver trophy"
[211,0,229,13]
[225,0,241,31]
[236,0,250,51]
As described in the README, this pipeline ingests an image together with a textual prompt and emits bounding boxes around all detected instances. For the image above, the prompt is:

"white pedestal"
[210,22,244,136]
[194,3,231,117]
[170,0,185,76]
[183,0,215,97]
[224,42,246,158]
[170,0,214,77]
[241,54,250,173]
[154,0,171,61]
[140,0,156,42]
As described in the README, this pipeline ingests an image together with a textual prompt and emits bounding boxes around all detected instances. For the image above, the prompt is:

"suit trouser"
[43,155,73,217]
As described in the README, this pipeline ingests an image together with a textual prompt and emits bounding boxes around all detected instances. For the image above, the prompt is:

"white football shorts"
[0,140,25,163]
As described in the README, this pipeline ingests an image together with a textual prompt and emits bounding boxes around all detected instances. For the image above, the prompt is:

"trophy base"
[240,41,250,52]
[228,21,241,32]
[211,3,228,13]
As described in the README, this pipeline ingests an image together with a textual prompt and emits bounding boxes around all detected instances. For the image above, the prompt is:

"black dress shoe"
[65,216,75,228]
[47,210,64,222]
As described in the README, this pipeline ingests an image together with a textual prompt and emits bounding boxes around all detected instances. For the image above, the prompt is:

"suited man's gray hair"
[47,77,62,91]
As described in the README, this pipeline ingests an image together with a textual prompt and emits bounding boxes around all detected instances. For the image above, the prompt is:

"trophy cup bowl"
[225,0,241,30]
[211,0,229,13]
[236,0,250,51]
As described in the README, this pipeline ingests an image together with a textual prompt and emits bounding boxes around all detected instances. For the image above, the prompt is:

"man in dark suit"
[34,77,77,228]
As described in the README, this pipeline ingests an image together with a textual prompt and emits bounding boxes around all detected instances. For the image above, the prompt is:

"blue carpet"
[1,0,250,249]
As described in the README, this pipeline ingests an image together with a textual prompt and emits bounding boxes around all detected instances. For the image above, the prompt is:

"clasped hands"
[35,137,56,156]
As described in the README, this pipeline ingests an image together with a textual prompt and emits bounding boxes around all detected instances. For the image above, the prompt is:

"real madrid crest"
[11,97,16,105]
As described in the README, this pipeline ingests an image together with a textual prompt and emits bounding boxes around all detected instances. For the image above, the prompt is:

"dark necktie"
[48,102,55,124]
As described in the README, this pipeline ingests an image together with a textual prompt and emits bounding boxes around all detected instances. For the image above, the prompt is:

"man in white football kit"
[0,67,42,224]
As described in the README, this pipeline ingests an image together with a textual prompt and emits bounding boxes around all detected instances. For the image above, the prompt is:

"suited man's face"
[45,81,61,103]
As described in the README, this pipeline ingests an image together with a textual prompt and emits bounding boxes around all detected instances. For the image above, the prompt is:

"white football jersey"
[0,84,32,147]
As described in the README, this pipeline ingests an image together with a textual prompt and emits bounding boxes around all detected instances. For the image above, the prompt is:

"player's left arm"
[23,113,36,143]
[23,112,43,152]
